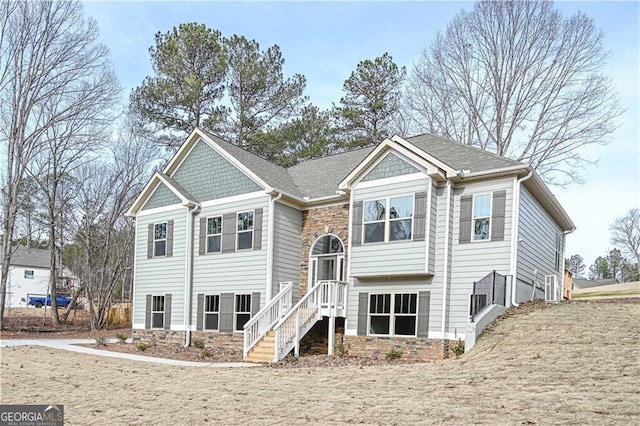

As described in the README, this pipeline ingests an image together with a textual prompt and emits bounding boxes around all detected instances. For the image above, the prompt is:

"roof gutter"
[509,169,533,307]
[456,164,529,180]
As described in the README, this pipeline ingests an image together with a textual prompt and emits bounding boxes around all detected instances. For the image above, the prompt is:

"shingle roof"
[287,148,374,198]
[406,134,522,173]
[200,130,525,200]
[1,245,50,269]
[573,278,618,289]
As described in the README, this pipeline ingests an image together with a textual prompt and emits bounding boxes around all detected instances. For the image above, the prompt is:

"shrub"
[115,333,127,343]
[385,348,403,360]
[136,343,150,352]
[191,338,205,349]
[94,337,107,347]
[199,349,212,359]
[335,341,349,356]
[451,339,465,357]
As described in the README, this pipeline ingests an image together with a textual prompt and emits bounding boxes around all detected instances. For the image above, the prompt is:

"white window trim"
[236,210,254,251]
[233,293,252,333]
[153,222,168,257]
[471,193,492,242]
[204,294,220,331]
[362,193,415,244]
[151,295,165,329]
[206,216,223,254]
[367,292,418,338]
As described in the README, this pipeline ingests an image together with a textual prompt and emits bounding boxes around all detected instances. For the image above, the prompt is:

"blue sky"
[84,1,639,270]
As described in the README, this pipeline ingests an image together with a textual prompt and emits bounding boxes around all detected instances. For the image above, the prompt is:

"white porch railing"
[272,280,347,362]
[243,282,293,357]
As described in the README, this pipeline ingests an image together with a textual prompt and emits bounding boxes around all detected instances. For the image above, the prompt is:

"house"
[1,245,50,307]
[126,128,575,362]
[573,278,618,290]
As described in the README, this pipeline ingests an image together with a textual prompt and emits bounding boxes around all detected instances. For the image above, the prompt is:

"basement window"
[204,295,219,330]
[235,294,251,331]
[369,293,417,337]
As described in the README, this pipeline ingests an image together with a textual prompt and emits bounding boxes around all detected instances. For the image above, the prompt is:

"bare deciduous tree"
[610,208,640,278]
[405,0,623,185]
[67,128,156,330]
[0,0,119,327]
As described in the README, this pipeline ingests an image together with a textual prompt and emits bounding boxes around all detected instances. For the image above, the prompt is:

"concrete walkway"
[0,338,260,368]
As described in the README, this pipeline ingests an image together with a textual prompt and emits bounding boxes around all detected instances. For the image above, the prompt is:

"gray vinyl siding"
[428,181,437,273]
[448,178,514,335]
[346,277,438,333]
[272,202,302,298]
[350,177,431,277]
[190,195,270,327]
[430,184,449,335]
[172,138,263,203]
[516,186,564,302]
[143,182,181,210]
[133,208,186,327]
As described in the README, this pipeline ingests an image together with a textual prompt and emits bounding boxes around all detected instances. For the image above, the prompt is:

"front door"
[310,255,344,287]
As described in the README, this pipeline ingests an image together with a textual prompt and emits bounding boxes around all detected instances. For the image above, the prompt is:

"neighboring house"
[126,129,574,362]
[1,245,50,307]
[573,278,617,290]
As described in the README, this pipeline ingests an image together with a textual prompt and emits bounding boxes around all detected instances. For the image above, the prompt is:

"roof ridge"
[287,145,375,170]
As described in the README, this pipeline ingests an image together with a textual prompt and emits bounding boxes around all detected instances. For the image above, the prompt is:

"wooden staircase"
[245,331,276,363]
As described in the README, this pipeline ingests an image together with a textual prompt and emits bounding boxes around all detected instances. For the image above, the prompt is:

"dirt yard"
[1,300,638,425]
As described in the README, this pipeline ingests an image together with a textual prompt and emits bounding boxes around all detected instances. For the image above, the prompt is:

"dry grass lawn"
[1,300,638,425]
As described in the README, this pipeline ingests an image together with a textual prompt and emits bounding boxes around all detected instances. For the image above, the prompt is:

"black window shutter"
[222,213,236,253]
[219,293,234,332]
[147,224,154,259]
[196,293,204,331]
[198,217,206,255]
[166,220,174,257]
[417,291,431,337]
[251,292,260,315]
[491,190,507,241]
[164,293,172,330]
[459,195,473,244]
[145,294,152,329]
[253,208,263,250]
[351,201,363,246]
[413,191,428,241]
[357,292,368,336]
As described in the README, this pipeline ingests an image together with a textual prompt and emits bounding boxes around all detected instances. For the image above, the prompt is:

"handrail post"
[294,309,300,357]
[274,328,280,363]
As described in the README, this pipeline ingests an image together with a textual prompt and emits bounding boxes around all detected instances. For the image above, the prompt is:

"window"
[207,216,222,253]
[204,295,220,330]
[154,222,167,256]
[472,194,491,241]
[24,270,34,279]
[152,295,165,329]
[363,195,413,244]
[237,211,254,250]
[235,294,251,331]
[555,233,562,270]
[364,199,386,243]
[369,293,417,336]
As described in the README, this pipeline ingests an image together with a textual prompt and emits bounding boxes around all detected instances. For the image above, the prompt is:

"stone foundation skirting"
[132,329,185,346]
[190,331,244,352]
[132,329,244,353]
[343,335,450,361]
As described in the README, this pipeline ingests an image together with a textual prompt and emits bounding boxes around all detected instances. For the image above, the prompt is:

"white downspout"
[441,180,452,337]
[266,193,283,301]
[184,204,200,347]
[509,170,533,307]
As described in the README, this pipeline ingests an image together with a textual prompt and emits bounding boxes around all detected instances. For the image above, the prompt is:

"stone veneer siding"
[299,203,350,296]
[343,335,450,361]
[133,329,243,353]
